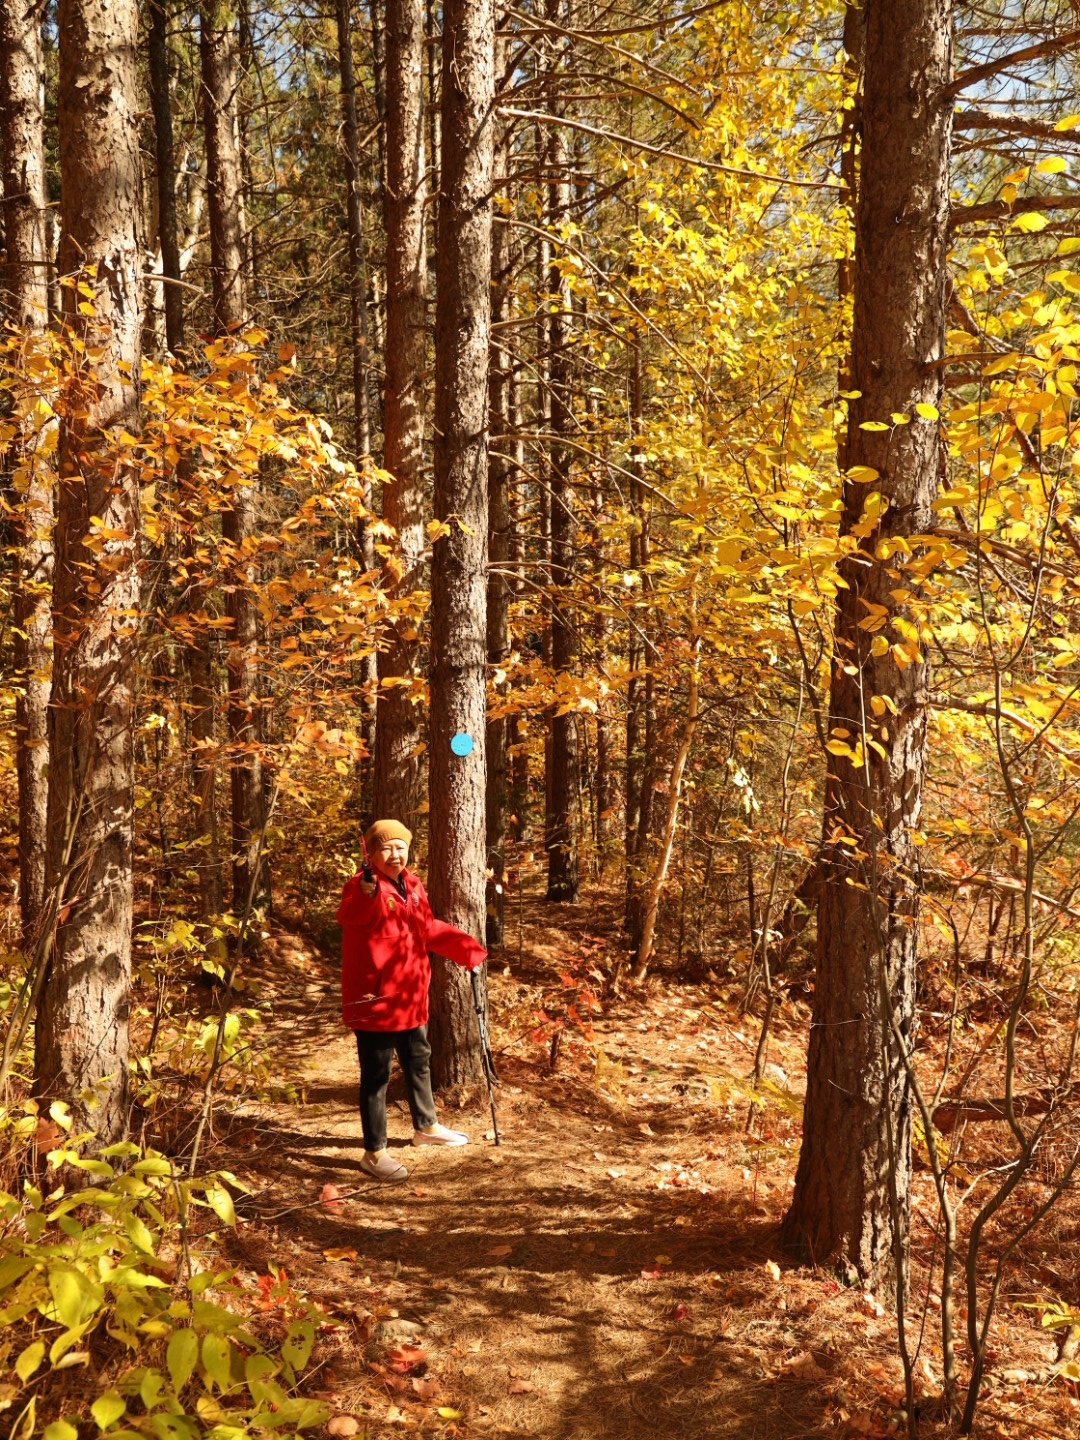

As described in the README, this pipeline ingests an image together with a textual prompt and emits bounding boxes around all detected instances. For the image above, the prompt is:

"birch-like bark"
[633,638,700,980]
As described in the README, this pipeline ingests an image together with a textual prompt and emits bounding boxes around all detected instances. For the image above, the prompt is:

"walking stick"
[470,969,501,1146]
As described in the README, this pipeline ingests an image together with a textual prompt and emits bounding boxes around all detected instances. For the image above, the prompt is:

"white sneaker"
[360,1150,409,1182]
[412,1123,469,1147]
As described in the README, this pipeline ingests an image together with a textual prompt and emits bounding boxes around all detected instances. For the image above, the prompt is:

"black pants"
[354,1025,437,1151]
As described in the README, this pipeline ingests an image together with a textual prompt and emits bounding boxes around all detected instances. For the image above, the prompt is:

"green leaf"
[43,1424,78,1440]
[132,1157,172,1177]
[282,1319,314,1372]
[167,1328,199,1393]
[49,1267,103,1328]
[15,1341,45,1382]
[124,1213,157,1254]
[201,1334,233,1391]
[0,1257,34,1292]
[203,1184,236,1228]
[90,1391,126,1431]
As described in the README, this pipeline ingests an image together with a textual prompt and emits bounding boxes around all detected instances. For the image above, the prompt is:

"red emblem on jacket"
[337,867,486,1031]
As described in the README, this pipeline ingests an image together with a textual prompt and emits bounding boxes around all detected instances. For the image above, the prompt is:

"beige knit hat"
[364,819,413,852]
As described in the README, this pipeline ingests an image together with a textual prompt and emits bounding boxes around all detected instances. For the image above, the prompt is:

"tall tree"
[372,0,427,823]
[149,0,222,917]
[782,0,954,1293]
[201,0,266,909]
[544,37,578,902]
[1,0,52,944]
[34,0,144,1140]
[334,0,378,791]
[428,0,494,1088]
[485,29,512,947]
[147,0,184,355]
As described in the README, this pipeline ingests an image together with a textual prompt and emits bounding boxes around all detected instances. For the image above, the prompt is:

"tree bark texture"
[201,0,265,909]
[334,0,378,796]
[782,0,953,1293]
[485,60,512,947]
[373,0,427,824]
[148,0,184,355]
[545,92,578,902]
[428,0,493,1088]
[624,323,654,944]
[1,0,53,944]
[35,0,144,1141]
[335,0,373,464]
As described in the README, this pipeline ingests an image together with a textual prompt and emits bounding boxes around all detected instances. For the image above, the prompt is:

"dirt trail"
[204,891,1065,1440]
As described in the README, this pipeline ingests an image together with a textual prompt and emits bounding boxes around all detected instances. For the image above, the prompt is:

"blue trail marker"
[450,731,474,757]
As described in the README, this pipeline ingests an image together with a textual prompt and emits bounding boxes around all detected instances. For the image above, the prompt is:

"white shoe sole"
[412,1130,469,1147]
[360,1156,409,1181]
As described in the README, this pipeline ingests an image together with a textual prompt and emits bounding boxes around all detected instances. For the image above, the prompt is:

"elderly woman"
[337,819,486,1182]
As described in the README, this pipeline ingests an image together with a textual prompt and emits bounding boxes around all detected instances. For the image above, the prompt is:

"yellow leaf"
[914,402,939,420]
[1036,156,1068,174]
[1012,211,1049,233]
[1054,115,1080,132]
[859,420,890,432]
[845,466,879,484]
[437,1409,463,1420]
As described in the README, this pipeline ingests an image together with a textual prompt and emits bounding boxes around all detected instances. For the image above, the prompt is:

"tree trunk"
[335,0,373,464]
[428,0,493,1088]
[334,0,378,796]
[147,0,184,355]
[35,0,144,1141]
[485,62,512,947]
[373,0,426,823]
[1,0,52,945]
[367,0,386,193]
[836,0,866,475]
[201,0,266,910]
[150,0,221,915]
[782,0,953,1294]
[624,321,653,945]
[634,637,700,980]
[544,62,578,902]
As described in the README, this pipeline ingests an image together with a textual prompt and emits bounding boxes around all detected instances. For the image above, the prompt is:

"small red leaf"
[320,1182,344,1213]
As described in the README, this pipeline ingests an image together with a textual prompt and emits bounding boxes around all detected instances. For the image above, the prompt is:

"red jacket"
[337,866,486,1031]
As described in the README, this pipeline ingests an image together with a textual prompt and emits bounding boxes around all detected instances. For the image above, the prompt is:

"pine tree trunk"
[485,66,512,947]
[201,0,266,910]
[335,0,373,464]
[782,0,953,1294]
[334,0,378,795]
[35,0,144,1141]
[147,0,184,355]
[545,75,578,902]
[624,323,652,945]
[428,0,493,1088]
[2,0,52,945]
[373,0,427,824]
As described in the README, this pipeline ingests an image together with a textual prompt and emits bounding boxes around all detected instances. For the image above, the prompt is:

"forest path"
[210,889,914,1440]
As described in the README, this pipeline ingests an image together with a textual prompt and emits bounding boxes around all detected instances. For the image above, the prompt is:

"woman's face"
[372,837,409,879]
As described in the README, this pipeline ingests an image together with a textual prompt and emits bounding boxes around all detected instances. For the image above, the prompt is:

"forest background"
[5,0,1080,1436]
